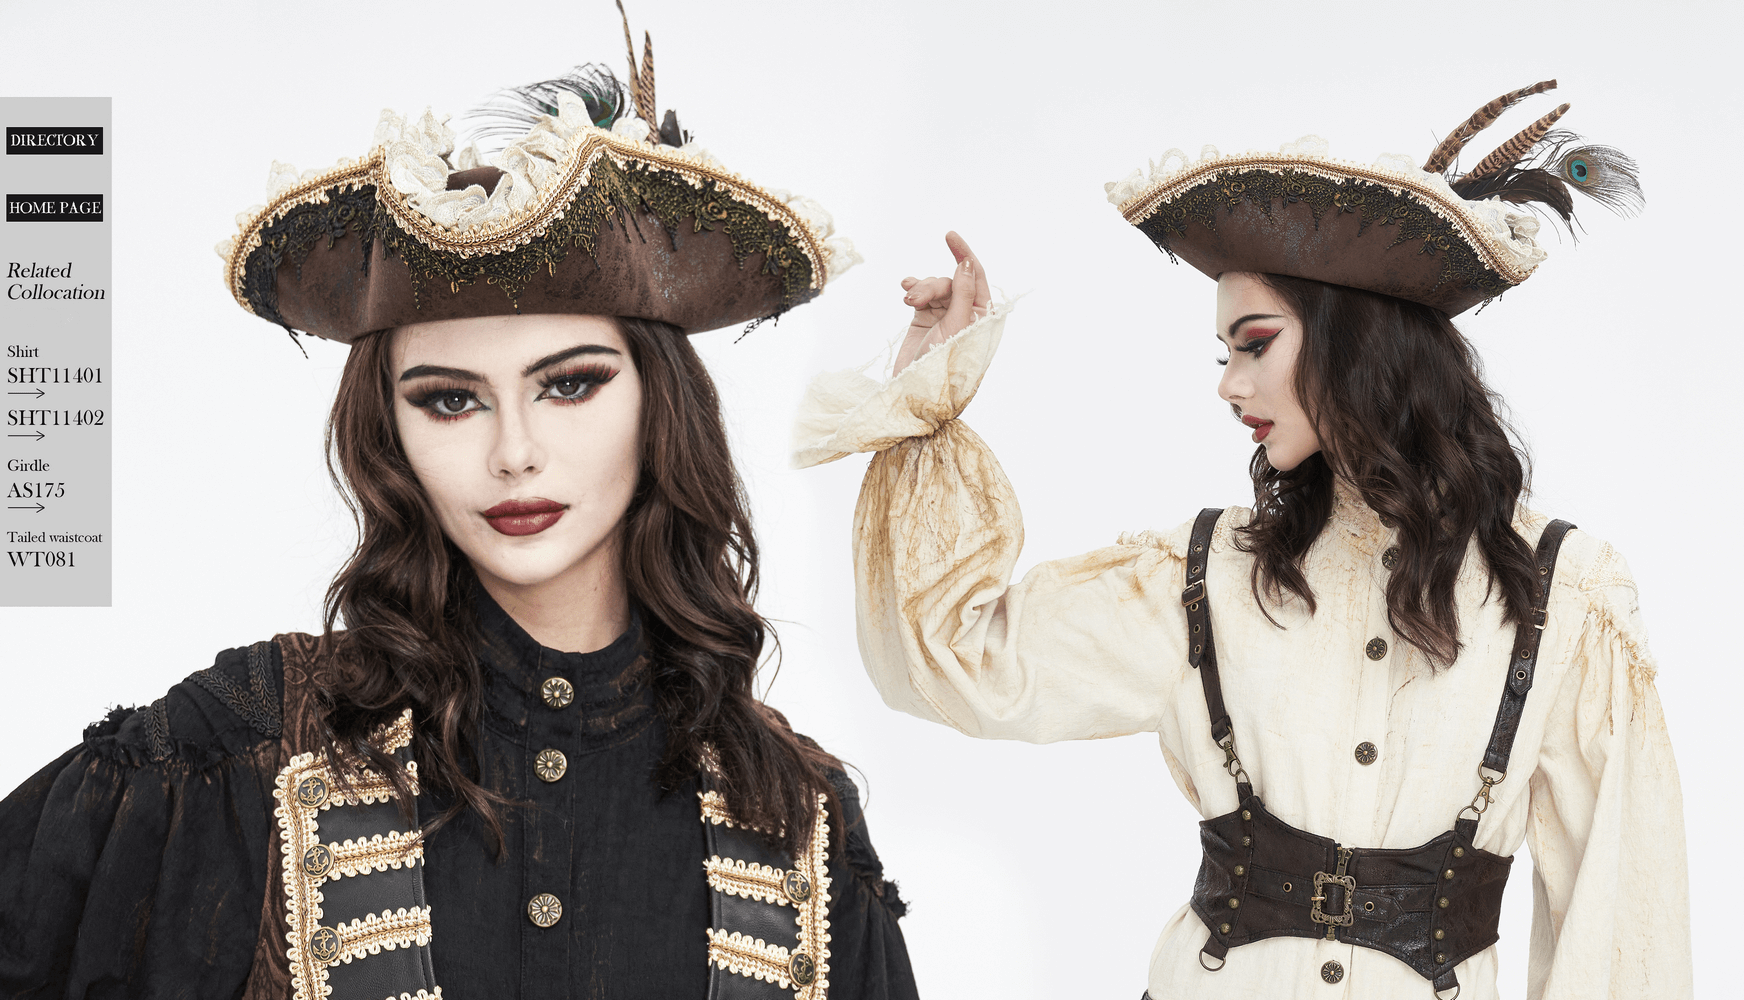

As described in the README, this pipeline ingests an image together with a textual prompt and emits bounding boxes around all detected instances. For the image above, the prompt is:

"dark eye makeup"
[402,362,622,422]
[1216,329,1281,366]
[535,363,618,405]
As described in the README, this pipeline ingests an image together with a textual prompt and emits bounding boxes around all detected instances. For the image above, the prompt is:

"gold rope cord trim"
[330,906,435,963]
[328,830,425,879]
[700,790,833,998]
[1116,154,1535,285]
[708,929,798,987]
[706,856,791,905]
[274,708,422,1000]
[383,992,443,1000]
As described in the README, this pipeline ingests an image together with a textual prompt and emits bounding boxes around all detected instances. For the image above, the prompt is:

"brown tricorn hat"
[219,56,856,344]
[1106,81,1641,316]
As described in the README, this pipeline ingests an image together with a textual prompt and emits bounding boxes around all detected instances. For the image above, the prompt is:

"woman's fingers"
[903,275,954,308]
[939,257,977,337]
[900,276,918,291]
[944,231,991,308]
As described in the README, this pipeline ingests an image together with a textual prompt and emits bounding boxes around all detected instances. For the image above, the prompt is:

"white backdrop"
[2,1,1736,996]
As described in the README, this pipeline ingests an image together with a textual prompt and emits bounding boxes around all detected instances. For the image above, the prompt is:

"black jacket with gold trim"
[0,593,917,1000]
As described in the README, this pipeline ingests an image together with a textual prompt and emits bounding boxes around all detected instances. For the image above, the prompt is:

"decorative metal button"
[1436,952,1447,964]
[1233,865,1246,877]
[1366,637,1388,660]
[308,925,340,963]
[783,869,813,903]
[1452,847,1465,858]
[1227,896,1241,909]
[1241,809,1252,821]
[1382,546,1401,570]
[528,893,563,927]
[1321,960,1344,983]
[790,951,817,986]
[1242,836,1252,847]
[1354,741,1378,765]
[1219,922,1232,934]
[1434,928,1446,940]
[296,775,329,809]
[1444,868,1456,880]
[540,676,574,709]
[302,844,334,879]
[1438,896,1450,909]
[535,748,569,783]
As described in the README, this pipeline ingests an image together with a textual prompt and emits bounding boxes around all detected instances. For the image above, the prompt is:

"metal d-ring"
[1199,949,1226,972]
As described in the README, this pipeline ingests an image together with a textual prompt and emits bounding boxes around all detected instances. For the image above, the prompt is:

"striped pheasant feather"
[1465,103,1571,180]
[1422,79,1558,174]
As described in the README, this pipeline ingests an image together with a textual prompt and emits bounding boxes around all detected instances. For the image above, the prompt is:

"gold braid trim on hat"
[1117,153,1538,286]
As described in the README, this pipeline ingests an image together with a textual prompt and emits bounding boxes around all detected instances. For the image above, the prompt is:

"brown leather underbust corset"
[1179,508,1573,998]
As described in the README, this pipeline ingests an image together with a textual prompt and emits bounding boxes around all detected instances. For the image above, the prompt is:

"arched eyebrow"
[1220,313,1286,342]
[521,343,621,377]
[397,344,622,383]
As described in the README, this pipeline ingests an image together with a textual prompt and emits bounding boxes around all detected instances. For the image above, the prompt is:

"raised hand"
[892,231,991,375]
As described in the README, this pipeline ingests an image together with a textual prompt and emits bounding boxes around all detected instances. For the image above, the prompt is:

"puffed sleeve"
[0,645,282,999]
[1525,544,1692,999]
[817,768,917,1000]
[794,304,1189,742]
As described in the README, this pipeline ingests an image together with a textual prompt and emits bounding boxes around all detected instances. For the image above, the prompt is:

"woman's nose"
[1218,364,1250,404]
[489,402,545,479]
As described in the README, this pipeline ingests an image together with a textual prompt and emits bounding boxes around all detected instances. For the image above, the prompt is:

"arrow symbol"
[6,389,44,398]
[6,504,44,513]
[6,431,45,441]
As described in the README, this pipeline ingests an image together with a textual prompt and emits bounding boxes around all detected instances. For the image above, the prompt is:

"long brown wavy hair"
[318,315,837,854]
[1234,275,1540,667]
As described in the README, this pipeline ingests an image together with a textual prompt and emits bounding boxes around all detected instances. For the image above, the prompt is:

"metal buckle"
[1309,872,1356,928]
[1181,580,1206,606]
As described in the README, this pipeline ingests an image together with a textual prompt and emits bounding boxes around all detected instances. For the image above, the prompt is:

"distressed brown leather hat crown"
[1106,80,1640,316]
[218,27,856,344]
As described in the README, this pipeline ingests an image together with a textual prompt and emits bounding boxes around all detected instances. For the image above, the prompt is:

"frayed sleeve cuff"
[791,300,1013,468]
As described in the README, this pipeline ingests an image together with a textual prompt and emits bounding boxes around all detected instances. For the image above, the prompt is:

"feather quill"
[461,64,627,152]
[1465,103,1570,180]
[617,0,657,128]
[1452,130,1644,234]
[1422,79,1557,174]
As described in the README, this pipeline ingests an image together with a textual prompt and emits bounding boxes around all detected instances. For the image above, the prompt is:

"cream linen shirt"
[793,304,1691,1000]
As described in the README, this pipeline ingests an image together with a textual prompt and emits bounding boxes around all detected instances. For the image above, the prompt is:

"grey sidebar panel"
[1,98,111,606]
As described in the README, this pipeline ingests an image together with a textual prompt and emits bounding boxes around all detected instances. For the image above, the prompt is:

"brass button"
[540,676,574,709]
[1321,960,1344,983]
[789,951,817,986]
[1233,865,1246,877]
[1444,868,1455,880]
[1381,546,1401,570]
[302,844,334,879]
[1241,809,1252,821]
[1354,741,1378,765]
[1436,952,1447,964]
[783,869,813,904]
[1228,897,1241,909]
[1366,637,1388,660]
[528,892,563,927]
[535,748,568,783]
[1452,847,1465,858]
[307,925,340,963]
[1438,896,1450,909]
[1434,928,1446,940]
[295,774,329,809]
[1242,836,1252,847]
[1219,922,1232,934]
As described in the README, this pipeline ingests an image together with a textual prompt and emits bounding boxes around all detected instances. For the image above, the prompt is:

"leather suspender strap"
[1480,519,1576,775]
[1182,508,1229,742]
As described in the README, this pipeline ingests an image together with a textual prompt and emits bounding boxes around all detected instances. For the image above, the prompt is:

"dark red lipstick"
[1241,415,1273,443]
[482,498,567,537]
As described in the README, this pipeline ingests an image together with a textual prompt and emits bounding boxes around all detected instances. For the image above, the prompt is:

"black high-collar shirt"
[0,596,918,999]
